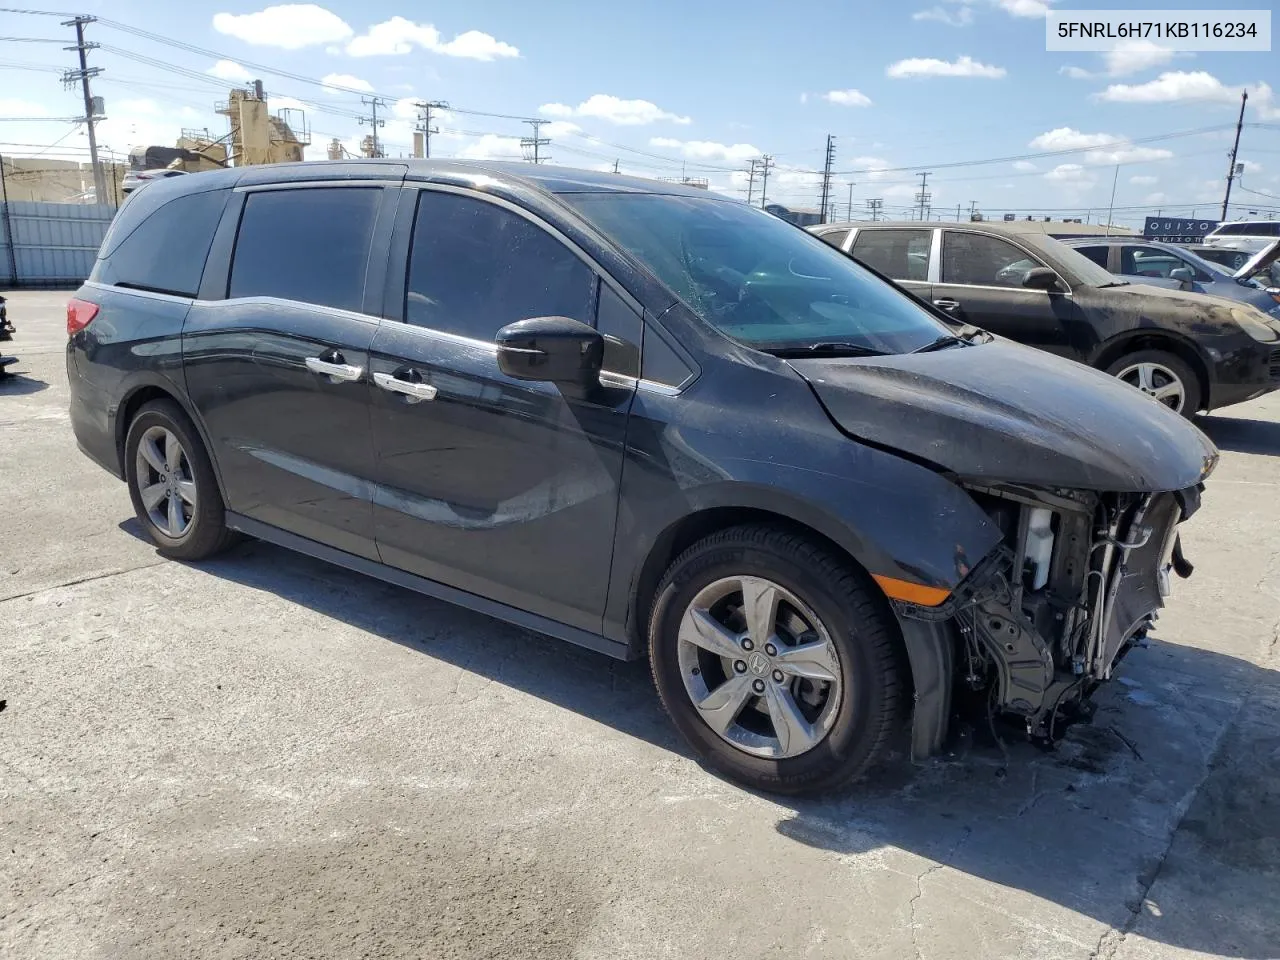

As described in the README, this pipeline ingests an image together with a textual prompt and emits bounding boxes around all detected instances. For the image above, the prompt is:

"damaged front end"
[897,481,1204,756]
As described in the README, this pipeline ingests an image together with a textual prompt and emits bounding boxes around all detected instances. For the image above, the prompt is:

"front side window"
[405,191,596,341]
[565,193,950,355]
[1073,245,1110,269]
[228,187,380,312]
[941,232,1046,288]
[1122,246,1213,281]
[93,189,228,297]
[850,229,931,281]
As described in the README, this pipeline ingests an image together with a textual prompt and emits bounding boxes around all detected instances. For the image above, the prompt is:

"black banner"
[1143,216,1219,244]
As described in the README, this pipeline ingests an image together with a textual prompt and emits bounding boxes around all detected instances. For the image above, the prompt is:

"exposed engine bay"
[898,481,1202,751]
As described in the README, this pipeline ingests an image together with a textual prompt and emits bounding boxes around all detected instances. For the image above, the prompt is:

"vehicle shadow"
[1197,413,1280,456]
[0,373,49,396]
[118,520,1280,958]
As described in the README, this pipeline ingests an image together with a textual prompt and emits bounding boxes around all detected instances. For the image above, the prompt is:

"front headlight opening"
[1231,306,1280,343]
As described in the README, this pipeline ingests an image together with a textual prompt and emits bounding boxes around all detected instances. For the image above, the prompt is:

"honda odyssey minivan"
[68,161,1217,794]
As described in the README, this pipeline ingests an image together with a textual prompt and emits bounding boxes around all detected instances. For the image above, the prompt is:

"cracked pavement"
[2,290,1279,959]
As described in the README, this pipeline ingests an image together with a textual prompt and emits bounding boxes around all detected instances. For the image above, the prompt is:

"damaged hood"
[790,340,1218,492]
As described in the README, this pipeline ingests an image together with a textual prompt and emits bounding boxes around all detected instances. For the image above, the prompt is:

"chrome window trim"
[83,279,193,305]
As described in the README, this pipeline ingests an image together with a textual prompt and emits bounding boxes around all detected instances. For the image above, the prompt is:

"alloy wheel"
[1115,361,1186,413]
[676,576,843,759]
[134,425,197,538]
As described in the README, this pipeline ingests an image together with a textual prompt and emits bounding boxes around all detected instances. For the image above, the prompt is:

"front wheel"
[648,525,905,795]
[1106,349,1201,417]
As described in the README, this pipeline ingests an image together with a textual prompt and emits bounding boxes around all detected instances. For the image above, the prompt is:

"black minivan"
[69,161,1217,794]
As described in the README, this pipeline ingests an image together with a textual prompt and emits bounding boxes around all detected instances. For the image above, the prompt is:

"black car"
[69,162,1216,794]
[813,220,1280,416]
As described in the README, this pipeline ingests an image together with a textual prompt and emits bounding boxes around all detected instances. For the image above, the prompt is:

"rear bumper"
[67,344,123,480]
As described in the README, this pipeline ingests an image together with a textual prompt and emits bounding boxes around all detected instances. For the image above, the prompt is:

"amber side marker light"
[872,575,950,607]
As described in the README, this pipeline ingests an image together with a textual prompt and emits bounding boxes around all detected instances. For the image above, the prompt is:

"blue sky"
[2,0,1278,224]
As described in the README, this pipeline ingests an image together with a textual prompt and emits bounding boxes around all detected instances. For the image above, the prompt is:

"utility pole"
[846,182,854,221]
[62,16,107,205]
[1104,164,1119,237]
[818,135,836,224]
[866,197,883,221]
[745,158,758,205]
[758,155,774,209]
[612,159,619,174]
[968,199,978,221]
[914,172,932,221]
[521,119,551,164]
[359,96,386,158]
[415,99,448,158]
[1222,90,1248,221]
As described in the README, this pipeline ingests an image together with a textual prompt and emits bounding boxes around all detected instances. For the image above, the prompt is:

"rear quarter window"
[91,189,230,297]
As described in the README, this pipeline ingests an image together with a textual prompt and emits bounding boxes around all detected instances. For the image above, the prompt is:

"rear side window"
[816,228,850,250]
[405,191,596,341]
[941,232,1044,288]
[229,187,380,312]
[93,189,228,297]
[849,229,930,281]
[1073,245,1110,269]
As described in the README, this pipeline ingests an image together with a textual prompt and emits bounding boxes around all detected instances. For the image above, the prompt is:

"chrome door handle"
[373,371,438,403]
[933,298,961,310]
[305,356,364,383]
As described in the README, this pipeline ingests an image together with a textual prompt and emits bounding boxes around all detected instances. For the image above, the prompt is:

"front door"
[367,187,637,633]
[932,229,1074,356]
[183,183,396,560]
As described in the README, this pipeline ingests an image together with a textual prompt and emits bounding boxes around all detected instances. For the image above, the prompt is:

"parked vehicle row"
[812,220,1280,416]
[69,161,1217,794]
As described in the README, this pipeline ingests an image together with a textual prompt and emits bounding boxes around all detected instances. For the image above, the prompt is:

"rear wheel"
[1107,349,1201,417]
[124,399,236,560]
[648,525,904,795]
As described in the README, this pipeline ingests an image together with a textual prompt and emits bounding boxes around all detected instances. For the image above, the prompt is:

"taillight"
[67,298,99,337]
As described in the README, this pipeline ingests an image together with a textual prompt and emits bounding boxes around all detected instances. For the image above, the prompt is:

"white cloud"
[1145,192,1167,204]
[1104,40,1175,77]
[1098,71,1277,116]
[456,134,524,161]
[852,156,894,180]
[207,59,254,83]
[543,120,581,138]
[913,5,974,25]
[212,4,352,49]
[321,73,373,94]
[1013,160,1038,172]
[823,89,873,107]
[1060,65,1092,79]
[344,16,517,59]
[992,0,1050,15]
[1044,163,1091,183]
[537,94,691,126]
[434,30,519,60]
[647,137,760,162]
[1027,127,1173,165]
[266,95,308,113]
[1129,174,1158,185]
[799,92,809,104]
[886,55,1006,79]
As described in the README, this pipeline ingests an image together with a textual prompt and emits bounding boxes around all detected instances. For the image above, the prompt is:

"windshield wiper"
[1097,280,1130,288]
[912,334,966,353]
[765,341,887,358]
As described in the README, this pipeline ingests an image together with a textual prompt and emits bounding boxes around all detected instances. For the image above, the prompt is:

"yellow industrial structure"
[128,79,309,178]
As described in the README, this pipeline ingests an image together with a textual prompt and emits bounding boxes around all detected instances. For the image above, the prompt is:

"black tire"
[124,399,236,560]
[648,524,904,795]
[1105,349,1202,417]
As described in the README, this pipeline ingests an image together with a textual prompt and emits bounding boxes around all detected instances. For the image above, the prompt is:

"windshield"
[1169,246,1237,280]
[565,193,952,354]
[1030,237,1123,287]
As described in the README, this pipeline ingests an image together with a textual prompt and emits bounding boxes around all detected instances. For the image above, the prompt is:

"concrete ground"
[2,288,1278,960]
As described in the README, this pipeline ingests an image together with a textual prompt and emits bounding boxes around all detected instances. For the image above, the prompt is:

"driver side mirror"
[496,316,604,396]
[1169,267,1195,287]
[1022,267,1060,291]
